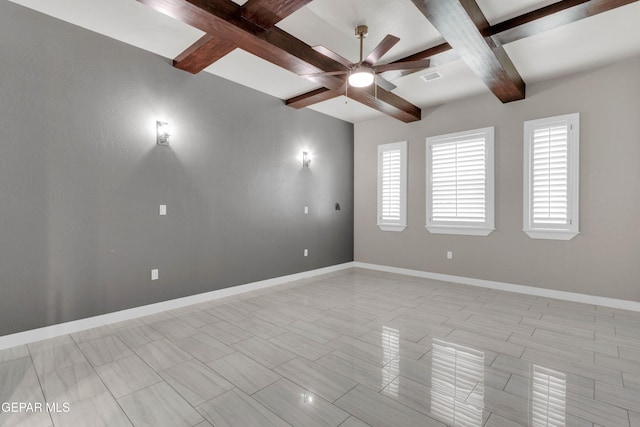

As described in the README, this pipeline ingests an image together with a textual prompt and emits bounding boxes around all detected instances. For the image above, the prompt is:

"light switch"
[304,206,309,214]
[151,269,159,280]
[159,205,167,216]
[304,249,308,257]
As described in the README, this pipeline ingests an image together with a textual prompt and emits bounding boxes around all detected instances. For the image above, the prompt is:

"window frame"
[523,113,580,240]
[425,127,495,236]
[377,141,407,232]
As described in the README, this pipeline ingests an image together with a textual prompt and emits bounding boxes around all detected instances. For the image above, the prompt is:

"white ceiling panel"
[391,61,490,109]
[505,2,640,83]
[9,0,204,60]
[204,49,320,100]
[475,0,560,25]
[279,0,443,64]
[307,96,384,123]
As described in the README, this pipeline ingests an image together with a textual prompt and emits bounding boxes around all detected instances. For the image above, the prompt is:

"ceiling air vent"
[420,71,443,83]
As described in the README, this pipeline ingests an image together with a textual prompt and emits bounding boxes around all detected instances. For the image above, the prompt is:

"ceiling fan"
[301,25,432,91]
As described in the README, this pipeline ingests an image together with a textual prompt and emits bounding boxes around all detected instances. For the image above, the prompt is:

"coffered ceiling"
[9,0,640,123]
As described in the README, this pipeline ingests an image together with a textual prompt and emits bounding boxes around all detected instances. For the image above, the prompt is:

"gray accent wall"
[0,2,353,336]
[355,57,640,301]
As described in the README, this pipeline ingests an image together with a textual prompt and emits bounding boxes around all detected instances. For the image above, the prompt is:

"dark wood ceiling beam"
[286,87,341,108]
[137,0,421,122]
[173,34,236,73]
[172,0,312,74]
[489,0,640,45]
[141,0,342,83]
[410,0,525,103]
[241,0,313,29]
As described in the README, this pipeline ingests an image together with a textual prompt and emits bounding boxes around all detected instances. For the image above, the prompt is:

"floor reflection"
[431,339,484,427]
[381,326,400,398]
[531,365,566,427]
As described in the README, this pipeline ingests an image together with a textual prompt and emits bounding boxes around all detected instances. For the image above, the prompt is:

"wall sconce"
[157,121,170,146]
[302,151,311,168]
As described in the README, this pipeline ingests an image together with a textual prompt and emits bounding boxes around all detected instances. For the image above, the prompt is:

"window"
[426,127,495,236]
[523,113,579,240]
[377,141,407,231]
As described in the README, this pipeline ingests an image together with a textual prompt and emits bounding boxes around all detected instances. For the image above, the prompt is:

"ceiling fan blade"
[298,70,349,78]
[374,59,431,73]
[312,46,353,68]
[364,34,400,65]
[375,75,397,92]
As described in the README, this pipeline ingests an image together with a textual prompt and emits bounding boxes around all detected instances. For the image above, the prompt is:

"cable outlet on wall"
[151,269,159,280]
[304,249,308,257]
[447,251,453,260]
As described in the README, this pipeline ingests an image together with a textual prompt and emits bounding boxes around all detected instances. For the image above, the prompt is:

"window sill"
[378,224,407,232]
[425,225,494,236]
[524,229,579,240]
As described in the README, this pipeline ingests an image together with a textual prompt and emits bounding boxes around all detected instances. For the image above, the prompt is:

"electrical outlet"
[151,269,159,280]
[304,249,308,257]
[447,251,453,260]
[159,205,167,216]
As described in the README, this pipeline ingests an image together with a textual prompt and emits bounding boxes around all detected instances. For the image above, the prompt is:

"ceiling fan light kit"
[349,66,375,87]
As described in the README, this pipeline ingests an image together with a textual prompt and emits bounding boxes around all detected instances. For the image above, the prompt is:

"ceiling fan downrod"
[355,25,368,65]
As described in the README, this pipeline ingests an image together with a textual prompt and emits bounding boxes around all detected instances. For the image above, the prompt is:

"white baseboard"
[0,262,355,350]
[5,260,636,350]
[354,262,640,312]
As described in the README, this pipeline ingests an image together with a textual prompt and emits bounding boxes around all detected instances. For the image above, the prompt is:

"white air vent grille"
[421,71,443,83]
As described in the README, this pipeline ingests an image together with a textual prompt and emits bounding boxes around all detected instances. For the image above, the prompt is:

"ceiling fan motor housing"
[355,25,368,38]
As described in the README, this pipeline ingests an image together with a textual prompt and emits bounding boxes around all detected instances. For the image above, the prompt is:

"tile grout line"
[25,345,55,427]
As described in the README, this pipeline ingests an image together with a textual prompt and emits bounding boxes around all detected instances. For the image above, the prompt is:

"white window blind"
[531,123,569,225]
[432,137,486,223]
[381,149,401,222]
[377,141,407,232]
[426,127,494,236]
[524,114,579,240]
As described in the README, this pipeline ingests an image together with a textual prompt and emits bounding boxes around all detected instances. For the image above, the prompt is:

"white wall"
[354,57,640,301]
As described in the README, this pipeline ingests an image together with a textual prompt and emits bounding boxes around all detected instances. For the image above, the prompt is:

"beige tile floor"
[1,268,640,426]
